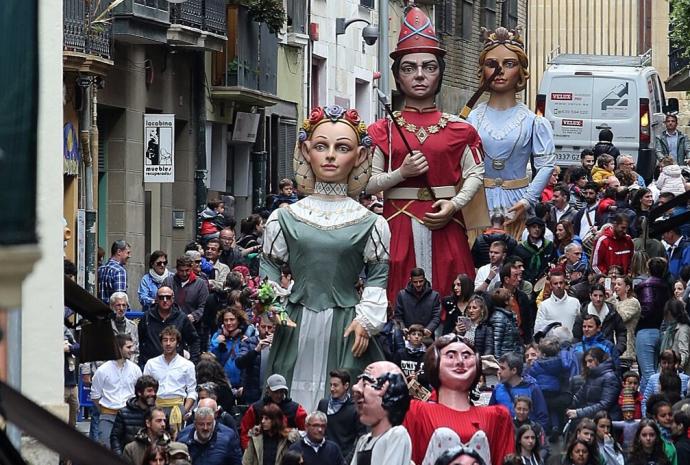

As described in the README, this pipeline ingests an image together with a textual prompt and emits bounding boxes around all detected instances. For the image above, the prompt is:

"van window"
[649,76,662,114]
[654,74,666,110]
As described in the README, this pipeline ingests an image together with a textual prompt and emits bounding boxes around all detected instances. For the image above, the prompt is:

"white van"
[537,51,678,179]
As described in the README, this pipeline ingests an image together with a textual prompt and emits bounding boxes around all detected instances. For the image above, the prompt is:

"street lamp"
[335,17,379,45]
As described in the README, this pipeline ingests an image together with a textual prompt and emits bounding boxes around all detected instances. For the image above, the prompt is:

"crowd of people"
[60,7,690,465]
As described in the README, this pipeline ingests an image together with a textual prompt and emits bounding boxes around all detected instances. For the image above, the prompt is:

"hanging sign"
[143,114,175,183]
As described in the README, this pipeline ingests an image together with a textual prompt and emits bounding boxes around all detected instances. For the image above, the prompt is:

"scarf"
[405,340,426,354]
[521,239,550,278]
[660,322,677,353]
[327,393,350,415]
[149,267,170,284]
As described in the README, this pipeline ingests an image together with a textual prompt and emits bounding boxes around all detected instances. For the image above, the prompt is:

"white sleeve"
[355,216,391,336]
[365,146,406,194]
[262,211,288,262]
[185,363,198,401]
[474,266,489,288]
[371,426,412,465]
[90,367,104,400]
[451,144,485,211]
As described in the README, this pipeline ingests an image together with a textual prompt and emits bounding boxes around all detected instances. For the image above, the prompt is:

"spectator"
[177,406,242,465]
[394,268,441,337]
[393,324,428,380]
[566,348,622,422]
[515,424,543,465]
[98,239,131,304]
[627,419,675,465]
[553,221,586,267]
[592,411,624,465]
[490,288,523,358]
[235,314,275,404]
[547,185,577,232]
[630,188,655,236]
[656,113,690,165]
[662,226,690,281]
[442,273,473,335]
[563,439,599,465]
[452,295,494,356]
[636,257,672,392]
[218,227,244,269]
[205,238,230,293]
[236,214,264,274]
[660,300,690,374]
[91,334,142,448]
[143,327,198,437]
[110,375,159,455]
[593,129,621,162]
[592,214,634,275]
[474,241,507,294]
[123,408,170,465]
[568,168,590,210]
[512,397,545,452]
[572,182,602,244]
[641,350,690,416]
[240,375,307,450]
[591,154,615,187]
[287,411,345,465]
[142,444,169,465]
[198,199,226,243]
[541,166,560,202]
[471,213,518,268]
[63,323,80,429]
[316,369,365,463]
[657,156,687,196]
[195,357,235,416]
[572,314,621,370]
[615,155,646,188]
[271,178,299,210]
[188,388,238,433]
[489,353,549,431]
[109,291,140,363]
[572,284,627,357]
[672,411,690,465]
[242,403,296,465]
[138,286,200,366]
[280,451,304,465]
[209,307,251,392]
[562,243,587,286]
[515,217,555,285]
[580,149,595,177]
[163,256,209,337]
[651,398,677,442]
[610,277,641,370]
[534,270,581,335]
[139,251,170,312]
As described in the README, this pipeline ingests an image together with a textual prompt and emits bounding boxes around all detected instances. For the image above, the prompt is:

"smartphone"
[604,277,612,290]
[457,316,472,330]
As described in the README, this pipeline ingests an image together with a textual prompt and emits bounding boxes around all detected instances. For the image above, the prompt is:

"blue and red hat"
[390,6,445,59]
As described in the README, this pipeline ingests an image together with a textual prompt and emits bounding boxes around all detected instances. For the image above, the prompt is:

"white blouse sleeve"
[355,215,391,336]
[525,115,556,204]
[371,426,412,465]
[366,146,406,194]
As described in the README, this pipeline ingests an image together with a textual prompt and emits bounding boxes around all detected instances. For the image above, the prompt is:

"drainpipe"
[85,86,98,295]
[251,108,267,211]
[378,0,389,117]
[195,51,208,233]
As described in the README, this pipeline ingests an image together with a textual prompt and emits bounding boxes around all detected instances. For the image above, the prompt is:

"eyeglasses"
[155,261,167,266]
[157,295,173,301]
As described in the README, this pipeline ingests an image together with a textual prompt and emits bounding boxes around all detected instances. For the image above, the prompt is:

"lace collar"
[474,102,531,141]
[314,182,348,197]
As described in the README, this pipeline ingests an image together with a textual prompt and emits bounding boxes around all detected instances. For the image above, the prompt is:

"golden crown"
[481,27,525,51]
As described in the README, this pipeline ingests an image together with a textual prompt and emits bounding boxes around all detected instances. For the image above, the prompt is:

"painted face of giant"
[438,341,478,391]
[301,122,367,185]
[396,52,441,99]
[483,45,521,93]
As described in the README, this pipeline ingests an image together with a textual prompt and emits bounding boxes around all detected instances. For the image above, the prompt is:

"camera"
[362,26,379,46]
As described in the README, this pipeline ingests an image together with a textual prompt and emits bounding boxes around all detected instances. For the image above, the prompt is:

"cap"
[525,216,546,228]
[266,374,288,392]
[391,6,445,59]
[167,442,191,460]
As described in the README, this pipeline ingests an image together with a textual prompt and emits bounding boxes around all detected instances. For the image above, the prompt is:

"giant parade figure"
[367,5,485,302]
[466,27,555,238]
[260,105,390,412]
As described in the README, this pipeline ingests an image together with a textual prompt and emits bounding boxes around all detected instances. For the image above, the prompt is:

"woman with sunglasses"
[466,27,555,238]
[139,250,170,312]
[403,335,514,465]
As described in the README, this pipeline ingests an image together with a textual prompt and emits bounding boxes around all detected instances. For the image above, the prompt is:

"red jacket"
[591,227,634,275]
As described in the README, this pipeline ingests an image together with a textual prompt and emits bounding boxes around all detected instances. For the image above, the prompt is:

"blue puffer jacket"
[525,349,579,393]
[489,374,549,430]
[572,359,622,420]
[209,330,249,387]
[572,332,620,371]
[234,335,264,404]
[177,423,242,465]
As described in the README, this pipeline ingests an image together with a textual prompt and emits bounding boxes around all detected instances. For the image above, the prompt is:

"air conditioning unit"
[286,32,309,47]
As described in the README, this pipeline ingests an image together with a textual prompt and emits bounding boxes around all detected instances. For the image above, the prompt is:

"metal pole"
[195,51,208,232]
[378,0,389,117]
[6,307,21,448]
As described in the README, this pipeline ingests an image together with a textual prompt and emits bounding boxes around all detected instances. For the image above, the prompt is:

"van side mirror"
[664,97,679,114]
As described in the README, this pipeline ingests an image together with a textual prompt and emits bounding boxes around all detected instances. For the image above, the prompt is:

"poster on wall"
[144,114,175,183]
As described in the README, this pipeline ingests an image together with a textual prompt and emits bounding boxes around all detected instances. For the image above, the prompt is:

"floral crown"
[481,26,525,51]
[298,105,372,148]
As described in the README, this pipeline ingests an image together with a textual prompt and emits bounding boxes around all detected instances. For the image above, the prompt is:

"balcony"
[666,47,690,92]
[210,4,279,107]
[168,0,227,52]
[112,0,170,45]
[63,0,114,75]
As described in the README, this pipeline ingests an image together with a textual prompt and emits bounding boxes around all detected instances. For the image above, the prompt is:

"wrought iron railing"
[170,0,227,36]
[63,0,112,60]
[670,47,690,76]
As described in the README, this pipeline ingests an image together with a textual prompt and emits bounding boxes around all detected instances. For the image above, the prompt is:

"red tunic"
[403,401,515,465]
[368,110,481,302]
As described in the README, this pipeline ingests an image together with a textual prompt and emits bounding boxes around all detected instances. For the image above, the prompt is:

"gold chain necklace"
[393,111,449,144]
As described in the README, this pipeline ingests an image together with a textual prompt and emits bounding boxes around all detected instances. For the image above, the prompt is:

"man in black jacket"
[471,213,518,268]
[571,284,627,358]
[394,268,441,338]
[288,411,345,465]
[316,369,366,463]
[137,286,200,366]
[110,375,158,455]
[234,315,274,404]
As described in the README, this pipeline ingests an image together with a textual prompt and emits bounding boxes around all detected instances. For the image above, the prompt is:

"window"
[481,0,496,30]
[435,0,453,34]
[455,0,474,40]
[501,0,518,29]
[360,0,374,9]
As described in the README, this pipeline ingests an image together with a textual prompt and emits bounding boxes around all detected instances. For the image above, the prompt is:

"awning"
[210,86,280,107]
